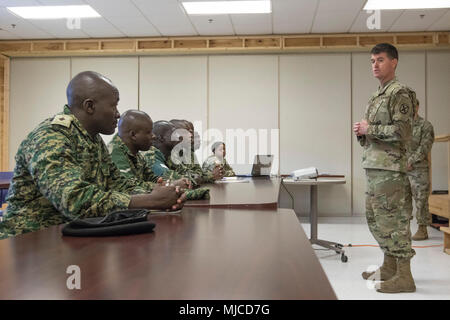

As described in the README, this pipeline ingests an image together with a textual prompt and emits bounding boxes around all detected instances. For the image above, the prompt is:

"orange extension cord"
[343,244,443,248]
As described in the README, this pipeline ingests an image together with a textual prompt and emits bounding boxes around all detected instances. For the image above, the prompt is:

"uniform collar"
[112,134,137,159]
[377,77,398,96]
[63,105,102,144]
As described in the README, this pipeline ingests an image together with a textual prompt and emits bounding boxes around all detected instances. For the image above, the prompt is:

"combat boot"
[362,254,396,281]
[412,225,428,241]
[377,258,416,293]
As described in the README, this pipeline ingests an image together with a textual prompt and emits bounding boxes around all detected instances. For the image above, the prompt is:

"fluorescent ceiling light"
[182,1,271,14]
[364,0,450,10]
[7,5,101,19]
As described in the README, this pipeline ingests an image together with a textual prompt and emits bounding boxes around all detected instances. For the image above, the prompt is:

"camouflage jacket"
[407,116,434,169]
[202,155,236,177]
[141,146,182,181]
[1,106,146,239]
[358,77,414,172]
[167,150,215,187]
[141,147,210,200]
[107,134,158,190]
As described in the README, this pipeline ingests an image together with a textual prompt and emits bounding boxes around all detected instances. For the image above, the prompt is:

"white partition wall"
[427,51,450,191]
[279,53,352,217]
[208,55,279,174]
[9,57,70,170]
[7,50,449,216]
[71,57,139,145]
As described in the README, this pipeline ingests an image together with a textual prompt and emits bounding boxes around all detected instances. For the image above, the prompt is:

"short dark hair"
[370,43,398,60]
[212,141,224,153]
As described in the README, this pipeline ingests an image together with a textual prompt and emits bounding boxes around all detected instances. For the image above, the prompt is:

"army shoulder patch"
[51,114,73,128]
[400,105,409,114]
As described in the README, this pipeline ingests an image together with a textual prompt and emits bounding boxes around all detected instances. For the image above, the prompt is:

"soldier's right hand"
[129,185,186,211]
[212,164,224,180]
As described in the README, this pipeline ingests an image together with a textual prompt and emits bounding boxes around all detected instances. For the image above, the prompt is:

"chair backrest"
[0,172,13,180]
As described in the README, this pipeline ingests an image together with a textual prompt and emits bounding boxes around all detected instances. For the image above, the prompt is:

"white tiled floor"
[297,216,450,300]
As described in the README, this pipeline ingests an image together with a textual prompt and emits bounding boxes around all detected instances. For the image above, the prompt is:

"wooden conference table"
[0,178,337,300]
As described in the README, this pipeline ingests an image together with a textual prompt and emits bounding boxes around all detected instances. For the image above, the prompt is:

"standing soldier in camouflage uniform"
[202,142,236,177]
[406,96,435,240]
[0,71,185,239]
[353,43,416,293]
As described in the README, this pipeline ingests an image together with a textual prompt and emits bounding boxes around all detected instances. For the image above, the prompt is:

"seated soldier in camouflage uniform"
[0,71,185,239]
[406,96,434,241]
[202,142,236,177]
[169,119,223,186]
[141,120,210,200]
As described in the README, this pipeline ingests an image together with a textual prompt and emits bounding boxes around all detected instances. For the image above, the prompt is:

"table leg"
[310,185,318,241]
[308,184,348,262]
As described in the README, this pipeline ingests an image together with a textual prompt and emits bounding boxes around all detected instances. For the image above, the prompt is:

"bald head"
[153,120,175,139]
[117,110,153,153]
[67,71,118,109]
[118,110,152,136]
[65,71,121,137]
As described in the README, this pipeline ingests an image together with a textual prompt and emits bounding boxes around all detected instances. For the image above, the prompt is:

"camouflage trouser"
[365,169,416,259]
[407,167,431,226]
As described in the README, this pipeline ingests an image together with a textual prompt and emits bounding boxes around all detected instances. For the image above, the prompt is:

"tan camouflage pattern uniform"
[107,134,157,191]
[0,106,147,239]
[202,155,236,177]
[407,116,434,226]
[358,77,415,259]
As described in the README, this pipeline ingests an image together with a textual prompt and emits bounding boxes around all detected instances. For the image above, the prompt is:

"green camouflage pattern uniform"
[1,106,147,240]
[167,148,215,187]
[142,146,183,181]
[202,155,236,177]
[141,147,210,200]
[358,77,415,259]
[107,134,157,191]
[407,116,434,226]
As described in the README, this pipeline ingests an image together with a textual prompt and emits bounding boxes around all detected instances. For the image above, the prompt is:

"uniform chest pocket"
[370,98,392,125]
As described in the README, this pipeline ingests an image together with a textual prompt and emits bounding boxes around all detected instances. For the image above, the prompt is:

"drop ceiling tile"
[0,0,41,6]
[0,7,54,39]
[390,9,448,32]
[230,13,272,35]
[189,14,234,36]
[0,29,19,39]
[312,0,366,33]
[132,0,197,36]
[36,0,86,4]
[349,10,403,32]
[27,19,89,38]
[272,0,318,34]
[84,0,161,36]
[427,9,450,31]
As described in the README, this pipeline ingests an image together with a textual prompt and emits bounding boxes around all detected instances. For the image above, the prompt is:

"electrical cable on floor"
[280,178,295,209]
[342,244,443,249]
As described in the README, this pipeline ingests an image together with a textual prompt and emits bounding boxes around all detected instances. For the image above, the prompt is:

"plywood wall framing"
[0,55,9,171]
[0,32,448,57]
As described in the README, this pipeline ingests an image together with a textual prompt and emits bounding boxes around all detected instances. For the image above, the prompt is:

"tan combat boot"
[412,225,428,241]
[377,258,416,293]
[362,254,396,281]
